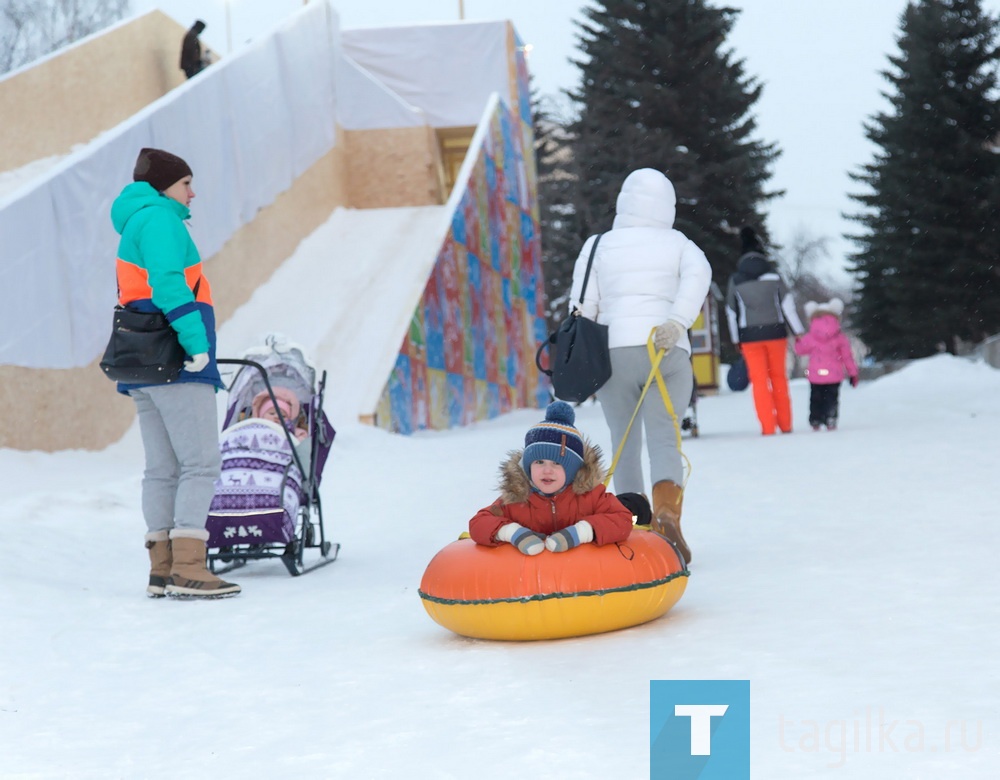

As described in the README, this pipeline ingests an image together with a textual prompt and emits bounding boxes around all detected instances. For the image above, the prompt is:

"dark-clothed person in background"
[180,20,208,79]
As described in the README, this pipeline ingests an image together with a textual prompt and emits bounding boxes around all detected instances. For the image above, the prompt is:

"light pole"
[458,0,464,20]
[225,0,233,54]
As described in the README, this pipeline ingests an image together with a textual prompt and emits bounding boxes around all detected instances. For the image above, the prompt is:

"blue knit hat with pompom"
[521,401,586,485]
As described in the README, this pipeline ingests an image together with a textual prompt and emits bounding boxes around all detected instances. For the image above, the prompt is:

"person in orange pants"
[725,227,805,435]
[741,338,793,435]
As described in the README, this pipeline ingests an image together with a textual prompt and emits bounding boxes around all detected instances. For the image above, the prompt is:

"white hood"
[612,168,676,229]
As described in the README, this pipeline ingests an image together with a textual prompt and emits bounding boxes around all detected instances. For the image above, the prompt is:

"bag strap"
[535,339,553,377]
[537,235,603,376]
[576,233,603,309]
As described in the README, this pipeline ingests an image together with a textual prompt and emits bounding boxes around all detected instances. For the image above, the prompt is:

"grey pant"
[596,346,693,494]
[131,383,221,534]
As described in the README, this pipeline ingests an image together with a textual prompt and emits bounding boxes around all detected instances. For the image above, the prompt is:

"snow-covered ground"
[2,349,998,778]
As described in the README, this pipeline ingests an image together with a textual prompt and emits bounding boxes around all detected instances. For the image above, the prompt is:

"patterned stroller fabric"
[209,419,304,546]
[206,335,334,550]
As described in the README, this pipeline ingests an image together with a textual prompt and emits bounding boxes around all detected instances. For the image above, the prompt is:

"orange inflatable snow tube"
[419,529,689,641]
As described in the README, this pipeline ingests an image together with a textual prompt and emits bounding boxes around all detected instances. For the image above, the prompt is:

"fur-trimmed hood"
[804,298,844,320]
[496,442,606,503]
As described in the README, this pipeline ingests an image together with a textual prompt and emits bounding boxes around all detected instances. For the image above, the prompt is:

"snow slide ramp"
[217,205,447,426]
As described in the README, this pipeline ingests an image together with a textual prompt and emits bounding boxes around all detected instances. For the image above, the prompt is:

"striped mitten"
[545,520,595,553]
[497,523,546,556]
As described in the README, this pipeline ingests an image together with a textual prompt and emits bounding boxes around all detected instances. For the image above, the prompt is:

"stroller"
[206,336,338,576]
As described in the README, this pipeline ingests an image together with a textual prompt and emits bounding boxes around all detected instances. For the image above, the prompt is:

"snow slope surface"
[2,354,998,778]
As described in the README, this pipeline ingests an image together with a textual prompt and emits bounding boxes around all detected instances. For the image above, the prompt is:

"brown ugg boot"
[651,480,691,565]
[145,530,172,598]
[165,531,241,598]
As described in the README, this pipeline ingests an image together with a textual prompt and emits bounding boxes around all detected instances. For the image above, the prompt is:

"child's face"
[260,402,293,426]
[529,459,567,494]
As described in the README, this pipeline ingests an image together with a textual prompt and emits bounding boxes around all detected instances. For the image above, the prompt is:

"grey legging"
[596,346,692,494]
[131,383,221,533]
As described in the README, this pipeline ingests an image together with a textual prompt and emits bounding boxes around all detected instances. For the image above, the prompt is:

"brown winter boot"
[651,480,691,565]
[165,531,241,598]
[145,530,172,598]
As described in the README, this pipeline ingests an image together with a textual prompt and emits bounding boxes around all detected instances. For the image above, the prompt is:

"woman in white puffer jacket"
[569,168,712,563]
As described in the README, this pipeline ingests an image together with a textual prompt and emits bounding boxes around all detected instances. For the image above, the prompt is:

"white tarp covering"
[341,21,511,127]
[337,55,426,131]
[0,1,338,369]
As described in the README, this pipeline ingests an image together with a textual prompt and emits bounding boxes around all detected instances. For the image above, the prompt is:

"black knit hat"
[521,401,586,484]
[133,148,192,193]
[740,225,764,253]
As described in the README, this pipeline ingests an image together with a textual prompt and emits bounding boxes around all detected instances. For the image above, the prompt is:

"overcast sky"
[132,0,1000,283]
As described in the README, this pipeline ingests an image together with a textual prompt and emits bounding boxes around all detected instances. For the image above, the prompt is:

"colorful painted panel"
[375,92,546,434]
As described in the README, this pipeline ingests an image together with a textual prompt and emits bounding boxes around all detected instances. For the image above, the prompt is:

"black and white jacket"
[725,251,804,344]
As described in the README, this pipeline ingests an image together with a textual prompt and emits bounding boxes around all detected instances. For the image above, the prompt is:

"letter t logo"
[674,704,730,755]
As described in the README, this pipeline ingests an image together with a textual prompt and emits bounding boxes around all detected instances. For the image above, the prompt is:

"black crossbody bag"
[535,234,612,402]
[100,279,200,384]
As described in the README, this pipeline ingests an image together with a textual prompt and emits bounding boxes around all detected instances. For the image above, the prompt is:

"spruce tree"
[553,0,780,292]
[534,93,583,327]
[847,0,1000,359]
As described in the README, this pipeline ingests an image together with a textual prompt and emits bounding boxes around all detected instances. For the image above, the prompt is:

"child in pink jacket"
[794,299,859,431]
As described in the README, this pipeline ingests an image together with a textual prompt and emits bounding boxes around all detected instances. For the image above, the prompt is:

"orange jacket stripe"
[116,258,213,306]
[185,264,213,304]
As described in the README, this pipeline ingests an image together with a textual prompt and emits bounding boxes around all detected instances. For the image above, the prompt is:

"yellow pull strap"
[646,335,692,490]
[604,330,692,489]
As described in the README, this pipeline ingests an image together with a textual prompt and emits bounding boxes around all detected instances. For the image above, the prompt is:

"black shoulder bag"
[99,280,200,384]
[535,234,611,402]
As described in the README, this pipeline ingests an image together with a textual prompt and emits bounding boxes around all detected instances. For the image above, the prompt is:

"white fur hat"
[804,298,844,319]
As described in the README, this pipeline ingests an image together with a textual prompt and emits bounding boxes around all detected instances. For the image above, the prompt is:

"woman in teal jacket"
[112,147,239,599]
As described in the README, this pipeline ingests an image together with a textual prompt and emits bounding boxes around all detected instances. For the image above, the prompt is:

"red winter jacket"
[469,446,633,547]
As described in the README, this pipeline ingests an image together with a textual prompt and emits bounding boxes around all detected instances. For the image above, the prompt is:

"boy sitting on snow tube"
[469,402,633,554]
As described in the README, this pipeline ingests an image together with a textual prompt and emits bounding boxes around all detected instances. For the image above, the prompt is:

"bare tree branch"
[1,0,128,74]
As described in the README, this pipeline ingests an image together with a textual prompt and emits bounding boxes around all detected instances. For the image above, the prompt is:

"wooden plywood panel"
[343,126,445,208]
[0,12,190,174]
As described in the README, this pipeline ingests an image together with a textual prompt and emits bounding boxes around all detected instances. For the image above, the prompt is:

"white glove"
[184,352,209,372]
[653,320,685,352]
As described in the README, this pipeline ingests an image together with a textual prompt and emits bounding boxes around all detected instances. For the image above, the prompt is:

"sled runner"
[206,336,338,576]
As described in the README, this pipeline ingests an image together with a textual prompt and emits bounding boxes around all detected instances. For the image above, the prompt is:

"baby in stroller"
[205,337,336,572]
[252,386,308,440]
